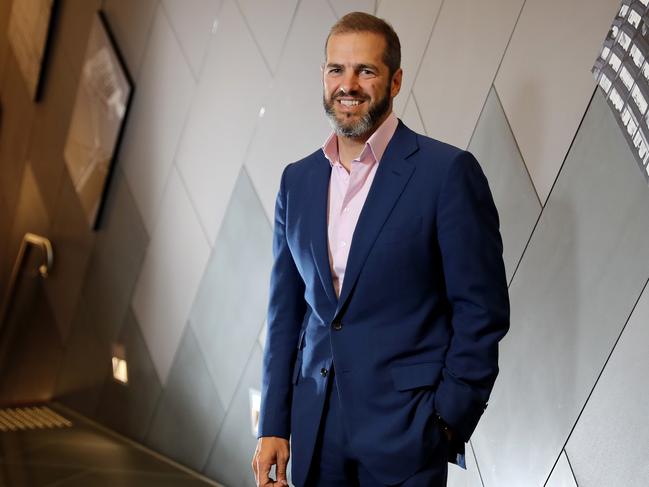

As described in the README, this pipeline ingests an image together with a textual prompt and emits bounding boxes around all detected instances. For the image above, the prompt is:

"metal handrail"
[0,233,54,337]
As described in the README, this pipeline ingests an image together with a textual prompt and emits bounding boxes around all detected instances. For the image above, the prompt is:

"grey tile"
[42,172,95,343]
[52,470,215,487]
[468,87,541,282]
[95,308,162,442]
[101,0,159,80]
[204,344,262,487]
[545,451,577,487]
[566,282,649,487]
[471,90,649,486]
[145,327,225,472]
[0,53,36,217]
[74,168,149,345]
[189,168,272,409]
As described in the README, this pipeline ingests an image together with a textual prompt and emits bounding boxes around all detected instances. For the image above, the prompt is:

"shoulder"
[280,148,327,184]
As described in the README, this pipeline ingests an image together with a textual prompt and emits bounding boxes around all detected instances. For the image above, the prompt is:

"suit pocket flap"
[390,361,443,391]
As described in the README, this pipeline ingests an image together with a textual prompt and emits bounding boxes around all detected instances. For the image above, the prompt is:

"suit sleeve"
[257,164,307,439]
[434,150,510,442]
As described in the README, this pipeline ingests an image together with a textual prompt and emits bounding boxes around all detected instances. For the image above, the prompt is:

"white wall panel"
[472,91,649,487]
[566,283,649,487]
[245,0,336,219]
[494,0,620,203]
[401,93,426,135]
[132,167,211,384]
[119,7,195,235]
[236,0,299,73]
[377,0,442,116]
[161,0,222,77]
[546,452,577,487]
[413,0,524,149]
[175,0,271,245]
[328,0,375,18]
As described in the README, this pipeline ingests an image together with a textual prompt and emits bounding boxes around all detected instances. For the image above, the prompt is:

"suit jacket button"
[320,368,328,377]
[332,321,343,331]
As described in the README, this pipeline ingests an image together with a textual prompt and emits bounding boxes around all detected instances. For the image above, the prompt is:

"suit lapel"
[335,122,419,317]
[309,152,338,307]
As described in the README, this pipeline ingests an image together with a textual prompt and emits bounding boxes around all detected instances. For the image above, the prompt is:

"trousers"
[303,368,448,487]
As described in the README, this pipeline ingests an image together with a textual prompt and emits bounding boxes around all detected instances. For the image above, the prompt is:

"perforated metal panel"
[0,406,71,431]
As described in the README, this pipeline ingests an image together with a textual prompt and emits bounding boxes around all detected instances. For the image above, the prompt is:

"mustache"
[331,90,369,101]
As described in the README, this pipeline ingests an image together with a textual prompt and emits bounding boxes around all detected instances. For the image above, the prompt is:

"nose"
[340,71,360,95]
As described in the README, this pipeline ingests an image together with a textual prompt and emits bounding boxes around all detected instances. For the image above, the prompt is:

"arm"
[434,150,510,442]
[253,165,307,485]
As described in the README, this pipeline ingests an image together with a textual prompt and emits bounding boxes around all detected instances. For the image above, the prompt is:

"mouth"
[337,98,365,109]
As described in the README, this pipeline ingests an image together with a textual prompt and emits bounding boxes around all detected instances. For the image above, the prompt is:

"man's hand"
[252,436,290,486]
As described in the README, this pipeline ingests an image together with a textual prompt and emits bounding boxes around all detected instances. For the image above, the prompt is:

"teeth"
[340,99,361,106]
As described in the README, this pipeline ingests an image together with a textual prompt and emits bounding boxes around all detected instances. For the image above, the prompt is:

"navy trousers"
[303,369,448,487]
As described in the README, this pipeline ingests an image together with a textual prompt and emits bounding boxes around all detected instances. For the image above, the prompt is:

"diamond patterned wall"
[1,0,648,485]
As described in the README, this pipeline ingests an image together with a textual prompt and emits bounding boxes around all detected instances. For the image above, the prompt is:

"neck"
[336,110,392,171]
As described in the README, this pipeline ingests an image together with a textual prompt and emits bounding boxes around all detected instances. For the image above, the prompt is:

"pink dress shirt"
[322,112,399,297]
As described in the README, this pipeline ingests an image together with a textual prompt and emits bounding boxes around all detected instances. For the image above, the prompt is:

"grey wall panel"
[189,168,272,409]
[328,0,375,19]
[545,452,578,487]
[472,90,649,486]
[145,326,225,472]
[566,282,649,486]
[95,308,162,443]
[203,344,262,487]
[102,0,159,80]
[468,87,541,282]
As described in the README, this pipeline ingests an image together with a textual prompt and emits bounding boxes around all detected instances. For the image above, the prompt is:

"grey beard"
[323,88,391,139]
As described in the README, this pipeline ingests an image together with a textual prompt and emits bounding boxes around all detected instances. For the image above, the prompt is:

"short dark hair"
[325,12,401,78]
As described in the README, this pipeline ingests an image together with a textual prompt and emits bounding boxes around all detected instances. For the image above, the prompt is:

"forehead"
[326,32,387,65]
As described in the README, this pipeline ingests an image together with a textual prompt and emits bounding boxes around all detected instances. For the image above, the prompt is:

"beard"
[323,83,391,139]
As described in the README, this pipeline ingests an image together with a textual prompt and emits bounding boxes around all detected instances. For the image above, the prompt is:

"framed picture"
[63,11,133,230]
[7,0,57,100]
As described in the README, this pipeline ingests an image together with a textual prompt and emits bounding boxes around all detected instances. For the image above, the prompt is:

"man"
[252,12,509,487]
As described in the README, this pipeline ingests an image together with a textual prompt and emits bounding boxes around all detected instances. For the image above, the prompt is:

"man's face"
[323,32,402,139]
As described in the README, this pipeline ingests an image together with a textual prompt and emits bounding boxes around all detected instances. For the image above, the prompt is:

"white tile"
[257,320,267,349]
[413,0,524,149]
[175,0,271,245]
[161,0,222,77]
[401,92,426,134]
[101,0,159,79]
[132,167,211,384]
[494,0,620,203]
[377,0,442,116]
[119,7,195,235]
[237,0,299,73]
[546,452,577,487]
[447,443,483,487]
[328,0,375,18]
[244,0,336,219]
[566,284,649,487]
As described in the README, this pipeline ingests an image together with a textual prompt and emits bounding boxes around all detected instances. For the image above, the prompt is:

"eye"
[327,67,342,75]
[360,68,376,77]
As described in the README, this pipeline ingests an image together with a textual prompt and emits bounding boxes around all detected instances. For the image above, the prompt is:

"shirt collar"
[322,112,399,167]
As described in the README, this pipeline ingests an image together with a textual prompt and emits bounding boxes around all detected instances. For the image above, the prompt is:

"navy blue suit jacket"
[258,121,510,486]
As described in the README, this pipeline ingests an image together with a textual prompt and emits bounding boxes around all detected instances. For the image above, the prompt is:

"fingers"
[276,451,289,486]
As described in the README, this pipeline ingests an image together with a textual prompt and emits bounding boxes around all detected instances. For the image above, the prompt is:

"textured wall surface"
[0,0,644,486]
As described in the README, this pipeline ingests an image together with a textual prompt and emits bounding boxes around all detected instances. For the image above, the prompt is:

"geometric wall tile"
[132,167,211,384]
[95,308,163,443]
[328,0,375,19]
[175,0,272,245]
[74,168,149,345]
[161,0,222,78]
[43,172,95,343]
[447,442,483,487]
[244,0,337,220]
[545,451,578,487]
[472,90,649,487]
[468,87,541,282]
[203,344,262,487]
[401,93,426,135]
[119,6,195,234]
[236,0,299,73]
[413,0,524,149]
[494,0,620,203]
[566,282,649,487]
[102,0,159,79]
[377,0,443,116]
[189,168,272,409]
[145,326,225,472]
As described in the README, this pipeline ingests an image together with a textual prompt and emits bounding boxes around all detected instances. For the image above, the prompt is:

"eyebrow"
[325,63,380,71]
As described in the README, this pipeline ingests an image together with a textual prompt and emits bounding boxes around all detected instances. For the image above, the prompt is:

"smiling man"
[252,12,510,487]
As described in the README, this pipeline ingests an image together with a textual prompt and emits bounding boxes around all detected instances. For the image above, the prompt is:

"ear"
[390,68,403,98]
